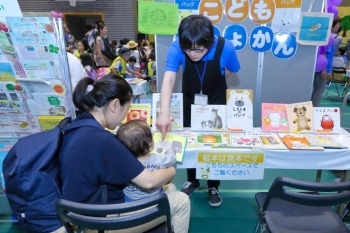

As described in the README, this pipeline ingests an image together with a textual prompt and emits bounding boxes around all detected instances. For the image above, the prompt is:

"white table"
[129,80,147,103]
[177,128,350,171]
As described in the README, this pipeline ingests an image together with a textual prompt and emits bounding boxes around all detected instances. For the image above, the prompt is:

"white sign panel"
[0,1,22,17]
[196,151,265,180]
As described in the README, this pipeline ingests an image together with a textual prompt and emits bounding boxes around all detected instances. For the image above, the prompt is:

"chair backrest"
[332,67,347,82]
[56,193,173,233]
[262,176,350,211]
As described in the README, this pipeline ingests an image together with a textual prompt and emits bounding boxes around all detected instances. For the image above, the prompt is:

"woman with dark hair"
[94,23,111,67]
[54,75,190,233]
[156,15,240,207]
[80,53,97,79]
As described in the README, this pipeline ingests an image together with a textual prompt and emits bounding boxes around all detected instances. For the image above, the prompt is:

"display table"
[129,80,147,103]
[177,128,350,170]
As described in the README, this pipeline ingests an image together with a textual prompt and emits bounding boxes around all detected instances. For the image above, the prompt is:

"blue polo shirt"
[165,36,240,75]
[59,113,145,204]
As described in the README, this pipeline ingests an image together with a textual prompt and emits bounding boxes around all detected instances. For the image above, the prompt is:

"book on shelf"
[278,133,324,150]
[151,132,187,163]
[191,105,226,131]
[123,104,151,125]
[37,115,65,131]
[226,89,253,132]
[285,101,314,134]
[152,93,183,131]
[303,134,346,149]
[261,103,289,132]
[313,107,341,134]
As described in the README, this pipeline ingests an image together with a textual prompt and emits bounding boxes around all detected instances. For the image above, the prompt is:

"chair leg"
[335,84,340,98]
[254,219,260,233]
[326,83,331,98]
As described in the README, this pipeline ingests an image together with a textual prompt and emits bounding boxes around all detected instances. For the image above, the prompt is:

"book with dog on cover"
[285,101,314,134]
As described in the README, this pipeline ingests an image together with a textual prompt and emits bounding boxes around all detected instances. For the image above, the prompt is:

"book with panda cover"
[313,107,341,134]
[152,93,183,131]
[190,105,226,131]
[285,101,314,134]
[226,89,253,132]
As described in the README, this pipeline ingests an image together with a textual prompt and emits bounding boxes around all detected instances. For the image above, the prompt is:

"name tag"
[194,94,208,106]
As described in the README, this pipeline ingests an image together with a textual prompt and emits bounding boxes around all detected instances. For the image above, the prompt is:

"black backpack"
[2,117,106,233]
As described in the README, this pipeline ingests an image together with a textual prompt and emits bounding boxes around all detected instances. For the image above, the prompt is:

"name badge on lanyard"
[194,59,208,106]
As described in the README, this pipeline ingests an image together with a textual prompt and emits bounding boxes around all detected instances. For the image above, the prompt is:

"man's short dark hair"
[178,15,214,50]
[120,38,130,46]
[128,56,137,63]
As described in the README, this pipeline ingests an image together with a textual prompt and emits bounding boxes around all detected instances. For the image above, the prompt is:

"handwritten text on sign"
[196,151,265,180]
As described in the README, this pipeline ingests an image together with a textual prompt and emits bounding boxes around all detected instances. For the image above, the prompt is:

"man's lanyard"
[195,59,208,94]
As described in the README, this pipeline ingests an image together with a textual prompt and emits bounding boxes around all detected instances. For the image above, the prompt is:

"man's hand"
[156,114,172,140]
[321,69,327,78]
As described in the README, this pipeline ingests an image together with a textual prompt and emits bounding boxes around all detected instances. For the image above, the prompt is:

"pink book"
[261,103,289,132]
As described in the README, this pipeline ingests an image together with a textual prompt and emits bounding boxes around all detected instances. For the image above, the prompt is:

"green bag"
[138,0,179,35]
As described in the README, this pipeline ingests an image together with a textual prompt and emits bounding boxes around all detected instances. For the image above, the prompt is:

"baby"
[116,119,177,202]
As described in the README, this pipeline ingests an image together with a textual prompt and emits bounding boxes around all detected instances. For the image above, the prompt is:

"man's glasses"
[183,47,205,53]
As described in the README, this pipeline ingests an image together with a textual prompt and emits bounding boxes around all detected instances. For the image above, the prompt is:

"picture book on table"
[123,104,151,125]
[197,133,230,145]
[333,135,350,148]
[278,133,324,150]
[152,93,183,131]
[313,107,341,134]
[261,103,289,132]
[245,132,287,150]
[191,105,226,131]
[303,134,345,149]
[226,89,253,132]
[285,101,314,133]
[230,135,263,148]
[152,132,187,163]
[176,131,203,148]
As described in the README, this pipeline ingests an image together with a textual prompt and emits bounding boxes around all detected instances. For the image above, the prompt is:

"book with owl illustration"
[226,89,253,132]
[303,134,345,149]
[151,132,187,162]
[313,107,341,134]
[152,93,183,131]
[261,103,289,132]
[285,101,314,133]
[278,133,324,150]
[122,104,151,125]
[191,105,226,131]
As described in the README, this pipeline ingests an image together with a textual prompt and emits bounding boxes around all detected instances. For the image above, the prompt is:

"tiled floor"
[1,86,349,232]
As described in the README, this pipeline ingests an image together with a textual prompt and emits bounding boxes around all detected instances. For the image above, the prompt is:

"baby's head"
[117,119,153,157]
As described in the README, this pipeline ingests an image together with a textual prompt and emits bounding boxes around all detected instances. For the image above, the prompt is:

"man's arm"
[156,71,177,139]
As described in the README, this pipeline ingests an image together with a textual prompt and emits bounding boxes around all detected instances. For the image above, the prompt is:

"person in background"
[127,40,142,72]
[333,16,343,57]
[117,119,177,202]
[80,53,97,80]
[94,23,111,67]
[73,40,88,59]
[85,23,94,45]
[66,52,87,90]
[149,41,155,54]
[125,56,137,79]
[147,52,157,93]
[156,15,240,207]
[54,75,190,233]
[311,18,340,107]
[116,38,130,55]
[111,47,145,78]
[333,47,346,68]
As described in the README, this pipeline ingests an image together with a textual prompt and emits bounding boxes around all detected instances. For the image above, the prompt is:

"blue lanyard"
[195,59,208,94]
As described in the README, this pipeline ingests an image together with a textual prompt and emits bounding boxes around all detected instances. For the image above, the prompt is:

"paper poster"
[7,17,55,34]
[271,0,302,33]
[31,93,67,116]
[18,60,61,80]
[0,62,16,81]
[16,78,66,99]
[0,81,23,101]
[9,32,60,59]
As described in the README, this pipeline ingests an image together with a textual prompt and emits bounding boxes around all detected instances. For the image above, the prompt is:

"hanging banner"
[296,12,333,46]
[138,0,179,35]
[196,151,265,180]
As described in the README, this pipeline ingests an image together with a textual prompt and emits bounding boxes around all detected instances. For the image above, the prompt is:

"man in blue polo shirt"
[156,15,240,207]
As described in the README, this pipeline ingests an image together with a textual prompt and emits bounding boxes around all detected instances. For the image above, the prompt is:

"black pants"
[187,168,220,189]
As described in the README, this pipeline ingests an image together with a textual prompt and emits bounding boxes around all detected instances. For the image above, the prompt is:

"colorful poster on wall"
[271,0,302,33]
[7,17,55,35]
[18,60,61,80]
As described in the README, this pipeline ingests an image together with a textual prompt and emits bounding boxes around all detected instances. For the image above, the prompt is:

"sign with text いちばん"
[0,1,22,17]
[196,151,265,180]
